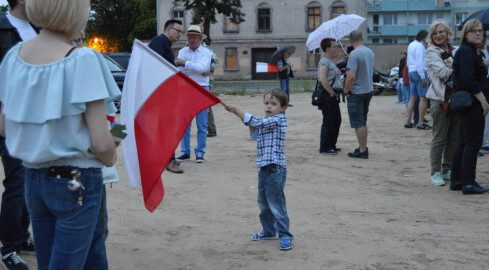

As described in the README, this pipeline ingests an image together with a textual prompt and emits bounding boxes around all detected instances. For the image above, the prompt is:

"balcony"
[368,24,429,36]
[367,0,451,12]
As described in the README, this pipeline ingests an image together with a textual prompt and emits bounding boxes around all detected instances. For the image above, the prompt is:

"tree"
[0,5,8,13]
[172,0,245,45]
[87,0,156,51]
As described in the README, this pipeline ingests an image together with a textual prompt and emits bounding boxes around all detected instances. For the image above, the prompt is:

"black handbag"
[449,91,473,112]
[311,80,325,106]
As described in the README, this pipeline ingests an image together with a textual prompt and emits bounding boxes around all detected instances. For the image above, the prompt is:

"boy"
[225,88,294,251]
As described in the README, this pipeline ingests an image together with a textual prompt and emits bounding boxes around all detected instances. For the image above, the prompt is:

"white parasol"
[306,14,366,53]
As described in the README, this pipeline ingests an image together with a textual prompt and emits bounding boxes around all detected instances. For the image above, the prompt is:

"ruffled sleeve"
[1,46,121,124]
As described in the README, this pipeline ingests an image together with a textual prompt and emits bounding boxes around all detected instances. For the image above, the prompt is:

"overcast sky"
[0,0,7,7]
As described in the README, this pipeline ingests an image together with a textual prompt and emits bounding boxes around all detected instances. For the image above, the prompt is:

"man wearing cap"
[148,19,184,173]
[175,25,212,163]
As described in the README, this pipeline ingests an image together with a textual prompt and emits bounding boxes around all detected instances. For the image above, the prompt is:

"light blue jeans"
[396,80,404,103]
[180,85,209,157]
[257,164,293,240]
[25,167,104,270]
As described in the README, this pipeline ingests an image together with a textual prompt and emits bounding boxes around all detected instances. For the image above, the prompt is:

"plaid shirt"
[243,113,287,168]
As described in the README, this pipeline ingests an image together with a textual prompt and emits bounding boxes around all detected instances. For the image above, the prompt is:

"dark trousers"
[0,136,30,255]
[451,102,484,185]
[320,95,342,152]
[207,106,216,135]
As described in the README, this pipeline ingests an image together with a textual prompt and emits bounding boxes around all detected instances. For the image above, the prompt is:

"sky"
[0,0,7,7]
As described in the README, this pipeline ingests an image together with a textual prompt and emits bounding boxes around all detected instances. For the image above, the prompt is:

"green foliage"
[0,5,8,13]
[87,0,156,51]
[172,0,245,45]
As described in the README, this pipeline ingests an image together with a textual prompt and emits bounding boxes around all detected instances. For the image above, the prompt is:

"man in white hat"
[175,25,212,163]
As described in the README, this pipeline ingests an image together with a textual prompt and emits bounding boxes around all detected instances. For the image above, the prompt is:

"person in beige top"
[425,19,459,186]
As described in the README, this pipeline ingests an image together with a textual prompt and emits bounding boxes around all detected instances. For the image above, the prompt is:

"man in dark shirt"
[148,20,184,174]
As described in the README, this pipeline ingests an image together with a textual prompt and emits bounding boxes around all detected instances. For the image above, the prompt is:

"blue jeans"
[396,80,403,103]
[25,167,104,270]
[257,164,293,240]
[279,78,290,102]
[84,185,108,270]
[0,136,30,256]
[181,85,209,156]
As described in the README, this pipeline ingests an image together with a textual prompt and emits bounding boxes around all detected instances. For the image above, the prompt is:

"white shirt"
[6,14,37,42]
[177,46,212,86]
[407,40,427,79]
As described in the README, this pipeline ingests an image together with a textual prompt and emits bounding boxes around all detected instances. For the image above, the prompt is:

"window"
[307,48,321,69]
[257,9,270,31]
[383,39,397,44]
[383,14,397,25]
[306,2,321,31]
[418,13,433,25]
[330,1,346,19]
[224,16,239,33]
[455,12,468,26]
[225,48,238,69]
[372,39,380,44]
[171,8,186,27]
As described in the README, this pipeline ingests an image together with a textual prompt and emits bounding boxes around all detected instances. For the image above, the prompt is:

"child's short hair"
[264,88,288,107]
[26,0,90,39]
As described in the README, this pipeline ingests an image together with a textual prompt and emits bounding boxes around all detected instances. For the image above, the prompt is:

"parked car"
[104,52,131,70]
[103,54,126,111]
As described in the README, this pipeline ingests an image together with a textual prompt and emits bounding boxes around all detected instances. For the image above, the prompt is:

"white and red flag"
[121,39,221,212]
[255,62,279,73]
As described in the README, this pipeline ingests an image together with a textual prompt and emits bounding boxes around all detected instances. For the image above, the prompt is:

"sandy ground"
[6,93,489,270]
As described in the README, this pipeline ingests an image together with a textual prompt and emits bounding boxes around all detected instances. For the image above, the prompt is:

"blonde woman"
[0,0,120,269]
[425,19,459,186]
[450,19,489,194]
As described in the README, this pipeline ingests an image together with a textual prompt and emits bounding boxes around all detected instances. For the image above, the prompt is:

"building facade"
[156,0,367,80]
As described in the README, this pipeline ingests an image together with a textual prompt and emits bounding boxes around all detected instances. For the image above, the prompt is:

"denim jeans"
[430,100,459,175]
[257,164,293,240]
[279,78,290,102]
[25,167,104,270]
[402,83,410,106]
[84,185,108,270]
[320,95,341,152]
[409,71,428,97]
[451,102,484,185]
[181,85,209,156]
[396,80,404,103]
[0,136,30,256]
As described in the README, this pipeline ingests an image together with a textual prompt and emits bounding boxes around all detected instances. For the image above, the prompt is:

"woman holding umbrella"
[317,38,342,154]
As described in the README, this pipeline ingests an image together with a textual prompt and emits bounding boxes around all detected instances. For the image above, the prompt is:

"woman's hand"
[482,102,489,117]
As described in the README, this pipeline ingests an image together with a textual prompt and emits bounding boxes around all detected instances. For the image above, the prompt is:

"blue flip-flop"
[279,239,293,250]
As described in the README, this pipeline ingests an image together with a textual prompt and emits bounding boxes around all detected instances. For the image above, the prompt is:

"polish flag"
[256,62,279,73]
[121,40,221,212]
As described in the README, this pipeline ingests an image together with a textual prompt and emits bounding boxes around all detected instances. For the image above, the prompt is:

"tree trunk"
[203,19,211,45]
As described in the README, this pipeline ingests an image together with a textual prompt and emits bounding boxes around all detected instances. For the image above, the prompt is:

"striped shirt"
[243,112,287,168]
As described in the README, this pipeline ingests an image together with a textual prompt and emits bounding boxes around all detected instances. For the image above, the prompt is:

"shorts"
[409,71,429,97]
[347,93,372,128]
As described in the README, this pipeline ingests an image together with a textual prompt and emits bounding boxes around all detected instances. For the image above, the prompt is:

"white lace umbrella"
[306,14,366,52]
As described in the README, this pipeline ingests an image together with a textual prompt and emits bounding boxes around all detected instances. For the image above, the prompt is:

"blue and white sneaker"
[251,232,278,241]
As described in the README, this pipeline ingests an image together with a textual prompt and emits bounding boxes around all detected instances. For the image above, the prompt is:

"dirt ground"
[7,93,489,270]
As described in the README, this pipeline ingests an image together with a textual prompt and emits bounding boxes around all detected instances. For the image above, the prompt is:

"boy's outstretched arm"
[224,104,245,121]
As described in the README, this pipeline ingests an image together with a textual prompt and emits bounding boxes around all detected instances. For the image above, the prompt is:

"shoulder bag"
[448,90,473,113]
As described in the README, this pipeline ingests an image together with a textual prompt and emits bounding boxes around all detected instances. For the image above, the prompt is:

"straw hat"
[185,25,207,39]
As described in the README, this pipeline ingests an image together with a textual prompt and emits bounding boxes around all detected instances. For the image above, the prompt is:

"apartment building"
[156,0,367,79]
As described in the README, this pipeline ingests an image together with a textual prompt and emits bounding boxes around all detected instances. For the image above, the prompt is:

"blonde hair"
[460,19,482,43]
[427,19,453,45]
[26,0,90,39]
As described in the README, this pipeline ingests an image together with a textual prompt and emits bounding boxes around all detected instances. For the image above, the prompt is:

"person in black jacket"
[450,19,489,194]
[148,20,184,174]
[277,51,293,106]
[0,1,38,269]
[396,50,407,103]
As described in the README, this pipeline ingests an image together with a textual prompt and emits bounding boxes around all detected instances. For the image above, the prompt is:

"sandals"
[280,239,293,250]
[416,124,432,130]
[404,122,415,128]
[251,232,278,241]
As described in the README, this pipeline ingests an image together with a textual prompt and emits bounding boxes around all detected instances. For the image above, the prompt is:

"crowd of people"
[0,0,488,268]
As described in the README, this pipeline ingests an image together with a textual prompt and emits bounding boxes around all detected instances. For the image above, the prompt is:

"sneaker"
[20,238,35,254]
[416,124,432,130]
[431,172,446,186]
[251,232,278,241]
[441,170,451,182]
[333,147,341,152]
[477,151,484,157]
[321,149,338,155]
[207,133,217,137]
[2,252,28,270]
[175,154,190,162]
[404,122,415,128]
[348,148,368,159]
[166,160,183,174]
[195,155,205,163]
[279,239,293,250]
[481,146,489,152]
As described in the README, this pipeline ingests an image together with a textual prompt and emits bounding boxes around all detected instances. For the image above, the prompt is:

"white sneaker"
[2,252,28,270]
[431,172,446,186]
[441,170,451,182]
